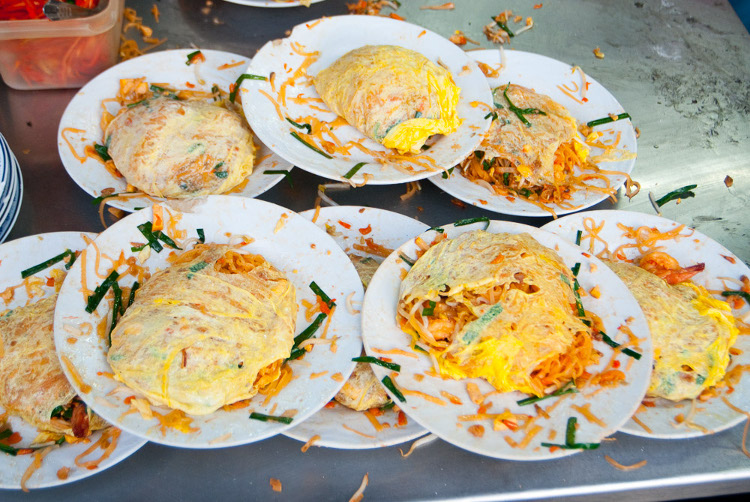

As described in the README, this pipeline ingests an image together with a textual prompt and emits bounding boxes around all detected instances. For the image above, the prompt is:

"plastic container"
[0,0,124,90]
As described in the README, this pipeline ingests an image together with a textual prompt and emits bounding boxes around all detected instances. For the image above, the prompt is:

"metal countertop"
[1,0,749,500]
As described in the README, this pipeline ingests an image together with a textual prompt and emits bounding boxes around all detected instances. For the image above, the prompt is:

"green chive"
[441,166,455,179]
[185,50,202,65]
[503,172,510,186]
[137,222,163,253]
[0,443,18,456]
[55,436,66,445]
[483,159,492,171]
[263,170,294,188]
[565,416,577,446]
[155,231,181,250]
[427,226,445,233]
[343,162,367,179]
[422,300,436,317]
[91,192,118,206]
[94,143,111,162]
[126,99,146,108]
[655,185,697,207]
[518,188,532,197]
[197,228,205,243]
[516,382,578,406]
[575,230,582,246]
[131,245,146,252]
[285,117,312,134]
[601,332,642,360]
[413,344,429,354]
[571,263,581,277]
[474,151,485,160]
[352,356,401,372]
[494,18,515,37]
[21,249,76,278]
[287,347,307,360]
[249,412,293,424]
[586,113,631,128]
[454,217,490,230]
[722,290,750,303]
[310,281,335,308]
[540,416,600,450]
[85,270,119,314]
[128,281,140,307]
[290,131,333,159]
[381,376,406,402]
[293,313,327,348]
[399,253,415,267]
[0,429,12,440]
[228,73,268,103]
[108,282,122,346]
[380,401,396,411]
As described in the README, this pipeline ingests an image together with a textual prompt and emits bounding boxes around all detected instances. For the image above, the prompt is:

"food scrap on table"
[484,11,534,44]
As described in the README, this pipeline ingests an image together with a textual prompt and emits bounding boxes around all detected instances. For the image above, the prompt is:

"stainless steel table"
[1,0,749,499]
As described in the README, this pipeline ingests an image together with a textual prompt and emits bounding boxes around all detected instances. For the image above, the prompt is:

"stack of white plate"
[0,132,23,243]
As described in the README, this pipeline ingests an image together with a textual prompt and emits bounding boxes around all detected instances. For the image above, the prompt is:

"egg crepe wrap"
[107,244,297,416]
[0,295,107,437]
[314,45,461,154]
[398,231,597,396]
[607,261,738,401]
[468,84,580,186]
[105,96,256,198]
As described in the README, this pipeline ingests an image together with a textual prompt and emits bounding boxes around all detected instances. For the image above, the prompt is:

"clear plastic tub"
[0,0,124,90]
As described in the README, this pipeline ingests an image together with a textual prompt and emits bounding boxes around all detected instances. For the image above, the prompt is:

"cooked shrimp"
[638,251,705,285]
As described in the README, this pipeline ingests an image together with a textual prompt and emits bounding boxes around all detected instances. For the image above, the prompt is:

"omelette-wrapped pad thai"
[0,295,107,438]
[108,244,297,415]
[397,231,598,396]
[314,45,461,154]
[607,259,738,401]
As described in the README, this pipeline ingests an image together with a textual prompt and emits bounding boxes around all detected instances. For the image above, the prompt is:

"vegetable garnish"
[503,83,547,127]
[454,217,491,230]
[541,416,600,450]
[228,73,267,103]
[586,112,631,128]
[601,332,642,360]
[85,270,120,313]
[91,192,119,206]
[381,376,406,402]
[343,162,367,180]
[310,281,335,309]
[722,290,750,303]
[655,184,697,207]
[285,117,312,134]
[399,253,415,267]
[484,111,498,121]
[290,313,327,355]
[128,281,140,307]
[352,356,401,372]
[197,228,205,243]
[263,170,294,188]
[571,262,581,278]
[150,84,179,100]
[185,50,204,66]
[156,231,181,250]
[441,166,455,179]
[137,222,163,253]
[93,143,111,162]
[249,412,293,425]
[380,401,396,411]
[20,249,76,278]
[126,99,146,108]
[427,226,445,233]
[290,131,333,159]
[422,300,436,316]
[0,429,12,440]
[494,18,515,38]
[0,442,18,456]
[517,381,578,406]
[412,344,429,354]
[108,282,123,345]
[575,230,582,246]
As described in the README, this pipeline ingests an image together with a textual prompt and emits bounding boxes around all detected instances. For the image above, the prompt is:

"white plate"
[0,145,23,245]
[241,15,492,185]
[54,196,364,448]
[362,220,653,460]
[223,0,324,7]
[542,210,750,438]
[430,50,638,217]
[282,206,428,448]
[0,232,145,490]
[57,49,293,213]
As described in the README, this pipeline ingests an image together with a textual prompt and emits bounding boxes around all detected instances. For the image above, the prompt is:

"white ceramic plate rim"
[222,0,324,7]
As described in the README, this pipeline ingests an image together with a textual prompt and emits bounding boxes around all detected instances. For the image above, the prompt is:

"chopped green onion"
[441,166,455,179]
[0,442,18,456]
[474,150,485,160]
[483,159,492,171]
[503,172,510,186]
[540,416,600,450]
[290,131,333,159]
[484,111,498,121]
[399,253,415,267]
[427,226,445,233]
[293,313,327,347]
[93,143,111,162]
[285,117,312,134]
[503,83,546,127]
[137,222,163,253]
[722,290,750,303]
[517,382,578,406]
[310,281,335,308]
[185,50,203,65]
[413,344,429,354]
[91,192,118,206]
[287,347,306,360]
[249,412,293,424]
[0,429,12,440]
[352,356,401,372]
[131,245,146,252]
[85,270,119,314]
[343,162,367,179]
[197,228,205,243]
[454,217,490,230]
[518,188,532,197]
[380,401,396,411]
[155,231,181,250]
[126,99,146,108]
[571,262,581,277]
[381,376,406,403]
[128,281,140,307]
[494,18,515,37]
[422,300,436,317]
[575,230,582,246]
[214,170,228,179]
[229,73,268,102]
[55,436,66,445]
[263,170,294,188]
[21,249,76,278]
[586,113,631,128]
[655,184,697,207]
[601,332,642,360]
[108,282,122,345]
[565,416,577,446]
